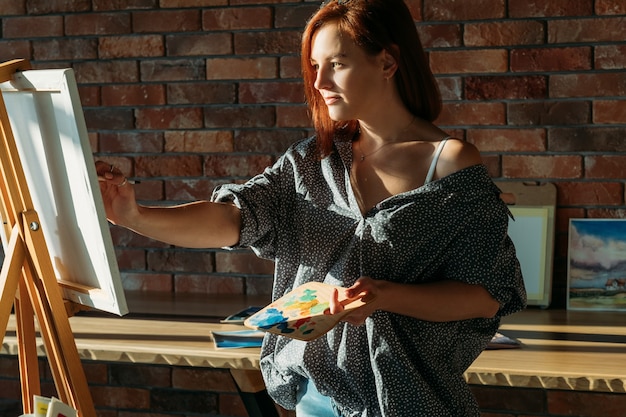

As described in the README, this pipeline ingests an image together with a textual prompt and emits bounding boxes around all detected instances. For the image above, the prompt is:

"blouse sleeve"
[210,155,290,261]
[441,190,527,317]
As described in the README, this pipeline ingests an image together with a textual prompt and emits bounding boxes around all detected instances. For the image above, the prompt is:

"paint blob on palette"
[244,281,373,341]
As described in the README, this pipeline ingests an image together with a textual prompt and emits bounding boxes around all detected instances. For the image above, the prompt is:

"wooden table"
[468,308,626,393]
[3,294,626,416]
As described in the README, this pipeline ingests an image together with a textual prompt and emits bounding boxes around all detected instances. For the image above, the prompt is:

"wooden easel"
[0,59,95,417]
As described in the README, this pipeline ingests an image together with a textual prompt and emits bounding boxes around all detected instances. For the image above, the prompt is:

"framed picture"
[567,219,626,311]
[508,206,554,307]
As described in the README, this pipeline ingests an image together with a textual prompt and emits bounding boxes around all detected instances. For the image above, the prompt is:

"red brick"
[77,85,101,107]
[90,386,150,409]
[246,276,274,296]
[204,106,276,128]
[557,182,623,206]
[585,156,626,179]
[555,208,585,233]
[508,101,590,126]
[424,0,505,20]
[140,59,205,82]
[235,129,307,154]
[166,33,232,56]
[430,50,508,74]
[27,0,90,14]
[135,107,204,130]
[549,127,626,152]
[418,24,462,48]
[472,386,546,413]
[596,0,626,14]
[172,368,237,391]
[35,37,96,61]
[549,17,626,42]
[0,40,30,61]
[150,388,217,414]
[509,0,593,17]
[73,61,139,84]
[133,10,201,33]
[550,73,626,98]
[93,0,156,11]
[595,45,626,70]
[280,55,301,79]
[99,35,164,59]
[121,273,173,292]
[110,363,171,387]
[147,250,215,273]
[465,76,546,100]
[276,106,311,128]
[110,226,170,247]
[164,130,234,153]
[219,393,249,417]
[467,129,546,152]
[511,47,591,72]
[203,7,271,30]
[135,155,203,177]
[84,107,135,130]
[464,21,544,46]
[160,0,226,6]
[204,154,274,177]
[3,16,63,38]
[234,31,301,55]
[593,100,626,124]
[167,82,235,105]
[0,379,21,399]
[436,102,506,126]
[404,0,422,20]
[502,155,582,179]
[588,208,626,219]
[215,251,275,275]
[239,81,303,104]
[174,274,245,294]
[65,13,131,35]
[0,0,25,15]
[101,84,165,107]
[115,248,147,270]
[0,356,19,377]
[206,57,278,80]
[164,179,229,201]
[436,77,463,100]
[99,131,164,153]
[275,4,319,29]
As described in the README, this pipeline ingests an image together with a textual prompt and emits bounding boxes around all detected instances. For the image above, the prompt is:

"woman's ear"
[381,46,399,80]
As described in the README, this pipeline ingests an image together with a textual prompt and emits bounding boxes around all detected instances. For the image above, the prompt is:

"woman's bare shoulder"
[434,138,483,179]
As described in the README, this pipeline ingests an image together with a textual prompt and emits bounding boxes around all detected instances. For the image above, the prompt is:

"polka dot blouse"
[212,136,526,417]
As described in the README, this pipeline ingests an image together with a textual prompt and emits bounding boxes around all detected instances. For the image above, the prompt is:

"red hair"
[301,0,442,157]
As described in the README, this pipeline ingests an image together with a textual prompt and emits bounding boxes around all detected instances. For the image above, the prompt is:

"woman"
[98,0,526,415]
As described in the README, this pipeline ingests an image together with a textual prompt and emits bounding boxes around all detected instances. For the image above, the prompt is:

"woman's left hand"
[329,276,386,326]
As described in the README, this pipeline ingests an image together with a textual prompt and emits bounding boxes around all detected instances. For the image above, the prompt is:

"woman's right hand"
[95,160,139,227]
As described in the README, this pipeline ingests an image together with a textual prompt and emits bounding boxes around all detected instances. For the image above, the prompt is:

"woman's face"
[310,22,387,122]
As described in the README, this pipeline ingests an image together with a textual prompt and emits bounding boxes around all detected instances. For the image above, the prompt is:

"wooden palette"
[244,282,372,341]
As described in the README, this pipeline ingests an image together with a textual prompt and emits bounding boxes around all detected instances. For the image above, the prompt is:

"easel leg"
[21,211,96,417]
[16,279,41,414]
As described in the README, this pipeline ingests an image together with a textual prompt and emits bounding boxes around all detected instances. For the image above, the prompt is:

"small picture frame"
[508,205,555,307]
[567,219,626,311]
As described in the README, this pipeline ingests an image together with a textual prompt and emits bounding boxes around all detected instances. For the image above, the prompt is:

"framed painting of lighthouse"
[567,219,626,311]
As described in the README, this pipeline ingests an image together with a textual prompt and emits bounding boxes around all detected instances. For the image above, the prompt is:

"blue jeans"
[295,379,340,417]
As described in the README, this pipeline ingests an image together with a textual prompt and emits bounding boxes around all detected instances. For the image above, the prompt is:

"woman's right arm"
[96,161,241,249]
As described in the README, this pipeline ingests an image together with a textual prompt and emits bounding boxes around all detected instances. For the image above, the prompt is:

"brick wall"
[1,355,626,417]
[1,0,625,306]
[1,1,626,415]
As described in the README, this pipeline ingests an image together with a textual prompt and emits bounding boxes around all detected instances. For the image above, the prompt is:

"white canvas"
[0,68,127,315]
